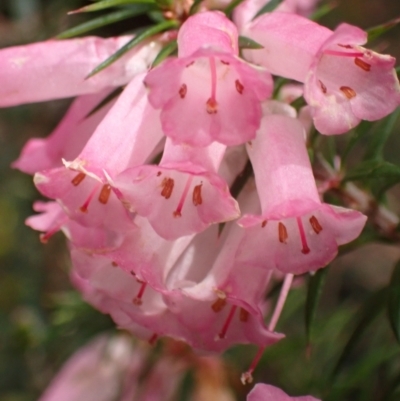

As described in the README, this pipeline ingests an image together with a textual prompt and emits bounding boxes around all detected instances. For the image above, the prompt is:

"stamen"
[79,185,100,213]
[173,175,193,217]
[309,215,323,234]
[216,305,237,340]
[319,80,327,94]
[340,86,356,99]
[111,261,118,267]
[296,217,310,254]
[241,346,264,384]
[161,177,174,199]
[354,57,371,71]
[186,61,194,68]
[338,44,353,49]
[240,308,249,322]
[39,223,65,244]
[206,56,218,114]
[235,79,244,94]
[261,220,267,228]
[179,84,187,99]
[98,184,111,204]
[192,182,203,206]
[220,60,230,65]
[211,298,227,313]
[71,172,86,186]
[278,222,288,243]
[148,333,158,345]
[324,49,364,57]
[133,282,147,305]
[157,171,162,176]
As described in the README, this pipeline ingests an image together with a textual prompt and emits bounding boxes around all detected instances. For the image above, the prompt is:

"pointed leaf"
[332,288,387,377]
[364,108,400,161]
[253,0,282,19]
[238,35,264,49]
[344,160,400,184]
[151,39,177,67]
[189,0,204,15]
[305,268,328,345]
[310,1,337,21]
[342,120,373,163]
[368,17,400,42]
[388,260,400,344]
[69,0,155,14]
[57,7,153,39]
[86,20,178,78]
[224,0,245,16]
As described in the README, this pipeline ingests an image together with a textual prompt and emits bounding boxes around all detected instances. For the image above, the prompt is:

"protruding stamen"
[216,305,237,340]
[98,184,111,204]
[148,333,158,345]
[179,84,187,98]
[354,57,371,71]
[278,222,288,243]
[173,175,193,217]
[206,56,218,114]
[80,185,100,213]
[71,172,86,186]
[211,298,227,313]
[324,49,363,57]
[192,183,203,206]
[310,215,323,234]
[296,217,310,254]
[240,308,249,322]
[340,86,356,99]
[235,79,244,94]
[241,346,265,385]
[319,80,327,94]
[133,282,147,305]
[161,177,174,199]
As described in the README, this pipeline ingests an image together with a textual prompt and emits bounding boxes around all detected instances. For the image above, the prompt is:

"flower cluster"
[3,0,400,399]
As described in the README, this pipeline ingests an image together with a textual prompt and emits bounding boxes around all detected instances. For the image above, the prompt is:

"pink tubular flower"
[13,90,115,174]
[144,11,273,147]
[243,12,400,134]
[0,36,161,106]
[247,383,321,401]
[238,114,367,274]
[34,73,163,231]
[114,139,240,240]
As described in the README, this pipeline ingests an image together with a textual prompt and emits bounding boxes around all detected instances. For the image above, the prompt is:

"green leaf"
[57,7,152,39]
[69,0,155,14]
[344,159,400,183]
[368,17,400,42]
[238,35,264,49]
[363,108,400,161]
[189,0,204,15]
[332,288,387,377]
[290,96,306,111]
[253,0,282,19]
[341,120,373,163]
[86,20,178,78]
[224,0,245,16]
[310,1,337,21]
[388,260,400,344]
[151,39,177,67]
[305,268,328,345]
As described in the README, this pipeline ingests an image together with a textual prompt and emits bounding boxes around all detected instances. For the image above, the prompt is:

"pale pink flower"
[243,12,400,134]
[238,114,367,274]
[247,383,321,401]
[0,36,160,106]
[144,12,272,147]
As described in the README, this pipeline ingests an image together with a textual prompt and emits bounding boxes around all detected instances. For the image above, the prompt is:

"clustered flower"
[2,0,400,398]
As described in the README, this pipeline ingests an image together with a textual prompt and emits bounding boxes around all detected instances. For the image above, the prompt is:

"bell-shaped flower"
[242,12,400,134]
[13,90,115,174]
[237,114,367,274]
[114,138,239,240]
[34,73,163,231]
[144,12,272,147]
[247,383,321,401]
[0,36,161,106]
